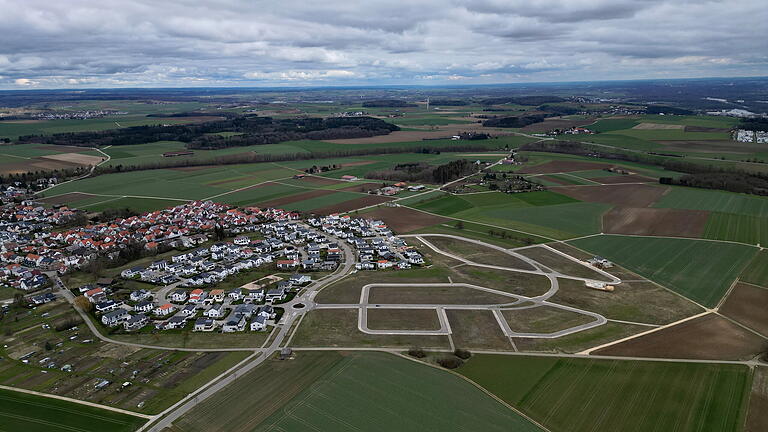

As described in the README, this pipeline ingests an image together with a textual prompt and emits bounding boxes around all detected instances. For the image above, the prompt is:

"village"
[0,196,426,336]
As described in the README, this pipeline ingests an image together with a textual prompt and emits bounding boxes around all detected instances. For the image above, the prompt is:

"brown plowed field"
[719,283,768,336]
[555,184,667,207]
[603,207,709,237]
[302,176,345,185]
[258,189,335,208]
[518,160,613,174]
[595,314,765,360]
[38,192,93,205]
[684,126,731,133]
[591,174,655,184]
[362,206,449,233]
[311,195,393,216]
[656,140,759,154]
[338,182,382,192]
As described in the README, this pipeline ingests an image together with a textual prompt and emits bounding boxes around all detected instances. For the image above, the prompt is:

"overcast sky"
[0,0,766,89]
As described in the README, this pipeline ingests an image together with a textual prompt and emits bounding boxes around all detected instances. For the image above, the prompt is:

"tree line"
[15,115,400,149]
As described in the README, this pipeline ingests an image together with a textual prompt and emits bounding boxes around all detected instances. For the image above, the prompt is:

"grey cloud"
[0,0,764,88]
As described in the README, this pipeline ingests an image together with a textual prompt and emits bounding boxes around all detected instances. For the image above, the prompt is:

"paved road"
[139,229,357,431]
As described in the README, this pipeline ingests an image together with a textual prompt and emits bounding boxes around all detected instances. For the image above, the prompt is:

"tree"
[74,295,93,313]
[455,221,464,230]
[44,341,52,351]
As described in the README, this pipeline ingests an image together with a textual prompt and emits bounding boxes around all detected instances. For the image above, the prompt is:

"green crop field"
[79,196,186,213]
[703,212,768,246]
[569,235,757,307]
[459,354,751,432]
[173,351,541,432]
[0,388,146,432]
[588,118,640,133]
[740,250,768,287]
[410,190,603,239]
[654,187,768,217]
[40,163,299,202]
[256,352,542,431]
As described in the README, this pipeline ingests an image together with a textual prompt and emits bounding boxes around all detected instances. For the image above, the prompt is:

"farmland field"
[459,354,751,432]
[740,250,768,287]
[254,352,542,432]
[702,212,768,245]
[569,235,757,307]
[654,187,768,217]
[0,388,146,432]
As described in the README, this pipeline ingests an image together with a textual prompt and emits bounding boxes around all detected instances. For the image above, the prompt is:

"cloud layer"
[0,0,765,88]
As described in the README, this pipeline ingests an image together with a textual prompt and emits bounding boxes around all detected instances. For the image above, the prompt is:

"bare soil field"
[517,246,612,281]
[551,278,703,325]
[368,285,515,305]
[595,313,765,360]
[591,174,655,184]
[312,195,393,215]
[446,309,513,350]
[555,184,667,207]
[632,122,684,130]
[603,207,709,237]
[338,182,382,192]
[519,117,596,133]
[518,160,614,174]
[684,125,732,133]
[301,175,345,185]
[746,367,768,432]
[38,192,94,205]
[501,306,595,334]
[290,308,451,349]
[719,283,768,336]
[363,206,450,232]
[257,188,335,208]
[366,308,441,331]
[41,152,104,165]
[656,140,759,154]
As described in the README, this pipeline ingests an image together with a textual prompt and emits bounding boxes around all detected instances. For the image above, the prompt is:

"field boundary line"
[578,311,712,355]
[0,384,153,419]
[389,351,553,432]
[558,239,712,311]
[400,204,559,242]
[136,351,262,432]
[715,311,768,340]
[716,278,741,310]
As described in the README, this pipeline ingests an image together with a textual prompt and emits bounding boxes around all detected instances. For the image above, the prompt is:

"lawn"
[459,354,751,432]
[569,235,757,307]
[654,187,768,217]
[255,352,543,431]
[702,212,768,246]
[0,388,147,432]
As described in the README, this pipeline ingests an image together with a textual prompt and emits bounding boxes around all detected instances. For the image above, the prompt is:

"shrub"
[437,357,463,369]
[408,347,426,358]
[454,348,472,359]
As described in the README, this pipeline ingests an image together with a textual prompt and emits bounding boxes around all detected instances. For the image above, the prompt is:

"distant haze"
[0,0,766,89]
